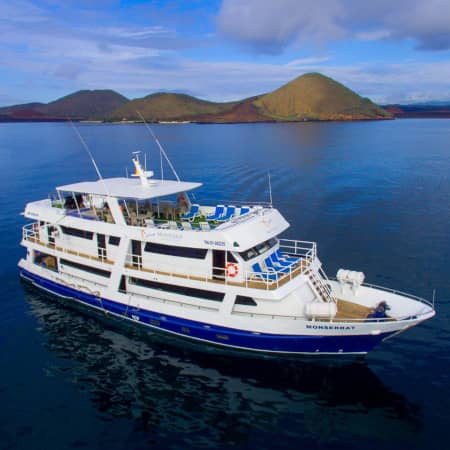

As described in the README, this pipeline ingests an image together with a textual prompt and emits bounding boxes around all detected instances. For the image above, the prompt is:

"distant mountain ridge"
[107,93,239,121]
[383,103,450,118]
[0,73,391,122]
[0,90,128,121]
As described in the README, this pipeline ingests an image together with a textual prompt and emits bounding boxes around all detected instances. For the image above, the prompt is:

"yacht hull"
[20,268,395,356]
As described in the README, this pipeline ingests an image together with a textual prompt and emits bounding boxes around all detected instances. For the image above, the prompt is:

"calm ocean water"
[0,120,449,450]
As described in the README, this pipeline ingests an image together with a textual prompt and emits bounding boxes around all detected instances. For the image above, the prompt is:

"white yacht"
[19,153,435,355]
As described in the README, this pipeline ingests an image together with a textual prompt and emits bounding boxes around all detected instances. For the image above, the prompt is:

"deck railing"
[23,222,330,293]
[22,223,113,265]
[124,251,313,291]
[329,277,434,309]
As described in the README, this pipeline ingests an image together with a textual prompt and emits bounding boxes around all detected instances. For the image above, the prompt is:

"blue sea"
[0,120,449,450]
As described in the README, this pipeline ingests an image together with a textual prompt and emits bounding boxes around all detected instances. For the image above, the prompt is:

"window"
[227,251,237,263]
[144,242,207,259]
[239,238,278,261]
[60,226,93,240]
[235,295,257,306]
[119,275,126,292]
[129,277,224,302]
[109,236,121,246]
[60,258,111,278]
[34,251,58,272]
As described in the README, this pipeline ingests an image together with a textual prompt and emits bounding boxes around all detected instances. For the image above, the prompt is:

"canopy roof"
[57,177,202,200]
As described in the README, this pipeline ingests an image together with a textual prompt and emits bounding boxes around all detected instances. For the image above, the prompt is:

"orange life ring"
[226,262,239,278]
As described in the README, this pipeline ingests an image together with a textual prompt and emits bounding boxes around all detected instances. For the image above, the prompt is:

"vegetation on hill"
[254,73,390,121]
[38,90,129,119]
[107,93,238,121]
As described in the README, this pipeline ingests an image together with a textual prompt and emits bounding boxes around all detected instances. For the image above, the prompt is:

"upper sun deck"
[23,155,289,251]
[57,177,202,200]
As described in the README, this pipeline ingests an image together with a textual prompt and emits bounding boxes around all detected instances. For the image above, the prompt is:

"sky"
[1,0,450,106]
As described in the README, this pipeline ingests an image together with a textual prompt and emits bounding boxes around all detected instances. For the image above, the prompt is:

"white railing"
[329,277,434,309]
[22,223,113,265]
[124,252,312,291]
[232,308,432,323]
[279,239,317,260]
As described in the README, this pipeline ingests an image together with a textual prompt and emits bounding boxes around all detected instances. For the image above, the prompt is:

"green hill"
[38,90,128,119]
[254,73,390,120]
[107,93,238,121]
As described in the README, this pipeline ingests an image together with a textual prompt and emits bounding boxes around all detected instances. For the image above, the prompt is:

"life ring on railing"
[226,263,239,278]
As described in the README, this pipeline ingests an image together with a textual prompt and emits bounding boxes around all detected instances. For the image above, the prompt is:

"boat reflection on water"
[25,288,422,448]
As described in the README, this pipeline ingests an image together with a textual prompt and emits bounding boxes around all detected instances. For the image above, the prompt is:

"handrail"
[329,277,433,308]
[232,309,433,322]
[124,252,312,291]
[22,224,113,265]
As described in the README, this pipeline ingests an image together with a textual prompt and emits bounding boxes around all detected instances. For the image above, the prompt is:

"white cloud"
[217,0,345,54]
[217,0,450,52]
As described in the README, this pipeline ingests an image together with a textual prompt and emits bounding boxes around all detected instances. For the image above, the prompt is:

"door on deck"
[47,225,56,247]
[213,250,225,280]
[131,240,142,269]
[97,233,106,260]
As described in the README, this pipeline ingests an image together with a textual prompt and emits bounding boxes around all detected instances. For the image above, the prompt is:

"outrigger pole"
[68,119,111,197]
[136,110,181,182]
[268,171,273,207]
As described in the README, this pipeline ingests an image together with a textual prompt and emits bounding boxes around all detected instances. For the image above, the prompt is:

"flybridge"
[57,151,202,200]
[56,177,202,200]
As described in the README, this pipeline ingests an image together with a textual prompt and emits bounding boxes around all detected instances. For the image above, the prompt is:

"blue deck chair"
[276,248,299,263]
[206,205,225,221]
[216,205,236,222]
[239,206,250,215]
[270,251,295,267]
[252,262,278,282]
[264,257,290,274]
[180,204,199,221]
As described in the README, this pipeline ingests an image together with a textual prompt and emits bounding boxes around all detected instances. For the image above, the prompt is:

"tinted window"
[129,277,224,302]
[235,295,257,306]
[144,242,207,259]
[239,238,277,261]
[109,236,121,246]
[60,258,111,278]
[60,226,93,240]
[227,251,237,263]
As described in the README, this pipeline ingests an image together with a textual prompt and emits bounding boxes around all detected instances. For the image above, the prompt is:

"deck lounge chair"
[181,222,192,231]
[206,205,225,221]
[270,251,295,267]
[168,221,179,230]
[264,256,290,274]
[276,249,299,263]
[216,205,236,222]
[180,204,200,221]
[239,206,250,215]
[252,262,278,282]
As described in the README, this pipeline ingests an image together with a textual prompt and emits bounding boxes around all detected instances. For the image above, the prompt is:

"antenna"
[68,120,110,195]
[136,110,181,182]
[432,288,436,308]
[160,144,164,181]
[268,171,273,207]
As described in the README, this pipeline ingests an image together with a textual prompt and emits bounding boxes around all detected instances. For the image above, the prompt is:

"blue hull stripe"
[20,269,392,354]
